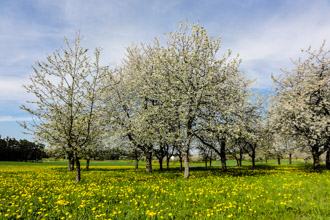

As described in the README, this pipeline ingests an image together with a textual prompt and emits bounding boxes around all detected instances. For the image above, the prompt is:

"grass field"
[0,160,329,219]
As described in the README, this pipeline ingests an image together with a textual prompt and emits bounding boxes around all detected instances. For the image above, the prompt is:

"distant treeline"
[0,136,46,161]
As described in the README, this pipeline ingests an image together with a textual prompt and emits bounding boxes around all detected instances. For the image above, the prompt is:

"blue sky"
[1,0,330,141]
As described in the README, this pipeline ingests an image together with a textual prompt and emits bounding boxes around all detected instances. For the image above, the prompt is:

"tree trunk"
[220,142,227,171]
[179,157,183,169]
[166,155,170,169]
[326,149,330,170]
[74,151,81,183]
[312,147,321,172]
[239,149,243,166]
[135,158,139,169]
[277,156,281,165]
[159,158,163,170]
[183,152,189,179]
[86,158,90,171]
[265,157,268,165]
[289,153,292,165]
[209,151,212,167]
[68,152,74,171]
[205,158,208,167]
[145,151,152,173]
[251,150,256,167]
[220,156,227,171]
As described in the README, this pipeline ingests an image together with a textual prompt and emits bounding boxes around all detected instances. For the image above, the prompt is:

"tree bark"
[179,156,183,169]
[209,151,212,167]
[74,151,81,183]
[183,152,189,179]
[135,158,139,169]
[289,153,292,165]
[159,158,163,170]
[220,142,227,171]
[183,122,192,178]
[86,158,90,171]
[277,156,281,165]
[205,158,208,167]
[251,149,256,167]
[166,155,170,169]
[239,149,243,166]
[145,150,152,173]
[326,149,330,170]
[312,147,321,172]
[68,151,74,171]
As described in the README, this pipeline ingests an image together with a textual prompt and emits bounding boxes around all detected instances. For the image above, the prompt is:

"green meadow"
[0,161,329,219]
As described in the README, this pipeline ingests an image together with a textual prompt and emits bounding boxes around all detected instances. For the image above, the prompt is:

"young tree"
[154,143,168,170]
[271,42,330,171]
[128,146,144,169]
[227,139,244,166]
[196,142,215,167]
[271,134,296,165]
[238,95,266,167]
[21,35,107,182]
[175,149,184,169]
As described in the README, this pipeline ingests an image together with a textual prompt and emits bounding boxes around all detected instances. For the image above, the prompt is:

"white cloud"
[0,76,32,101]
[225,0,330,88]
[0,116,33,122]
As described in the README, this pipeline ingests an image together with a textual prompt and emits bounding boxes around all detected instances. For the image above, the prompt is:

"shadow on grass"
[150,164,319,177]
[51,163,323,180]
[51,167,137,172]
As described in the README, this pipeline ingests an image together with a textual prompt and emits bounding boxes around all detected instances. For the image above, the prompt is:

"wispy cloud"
[0,76,31,101]
[225,0,330,88]
[0,116,33,122]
